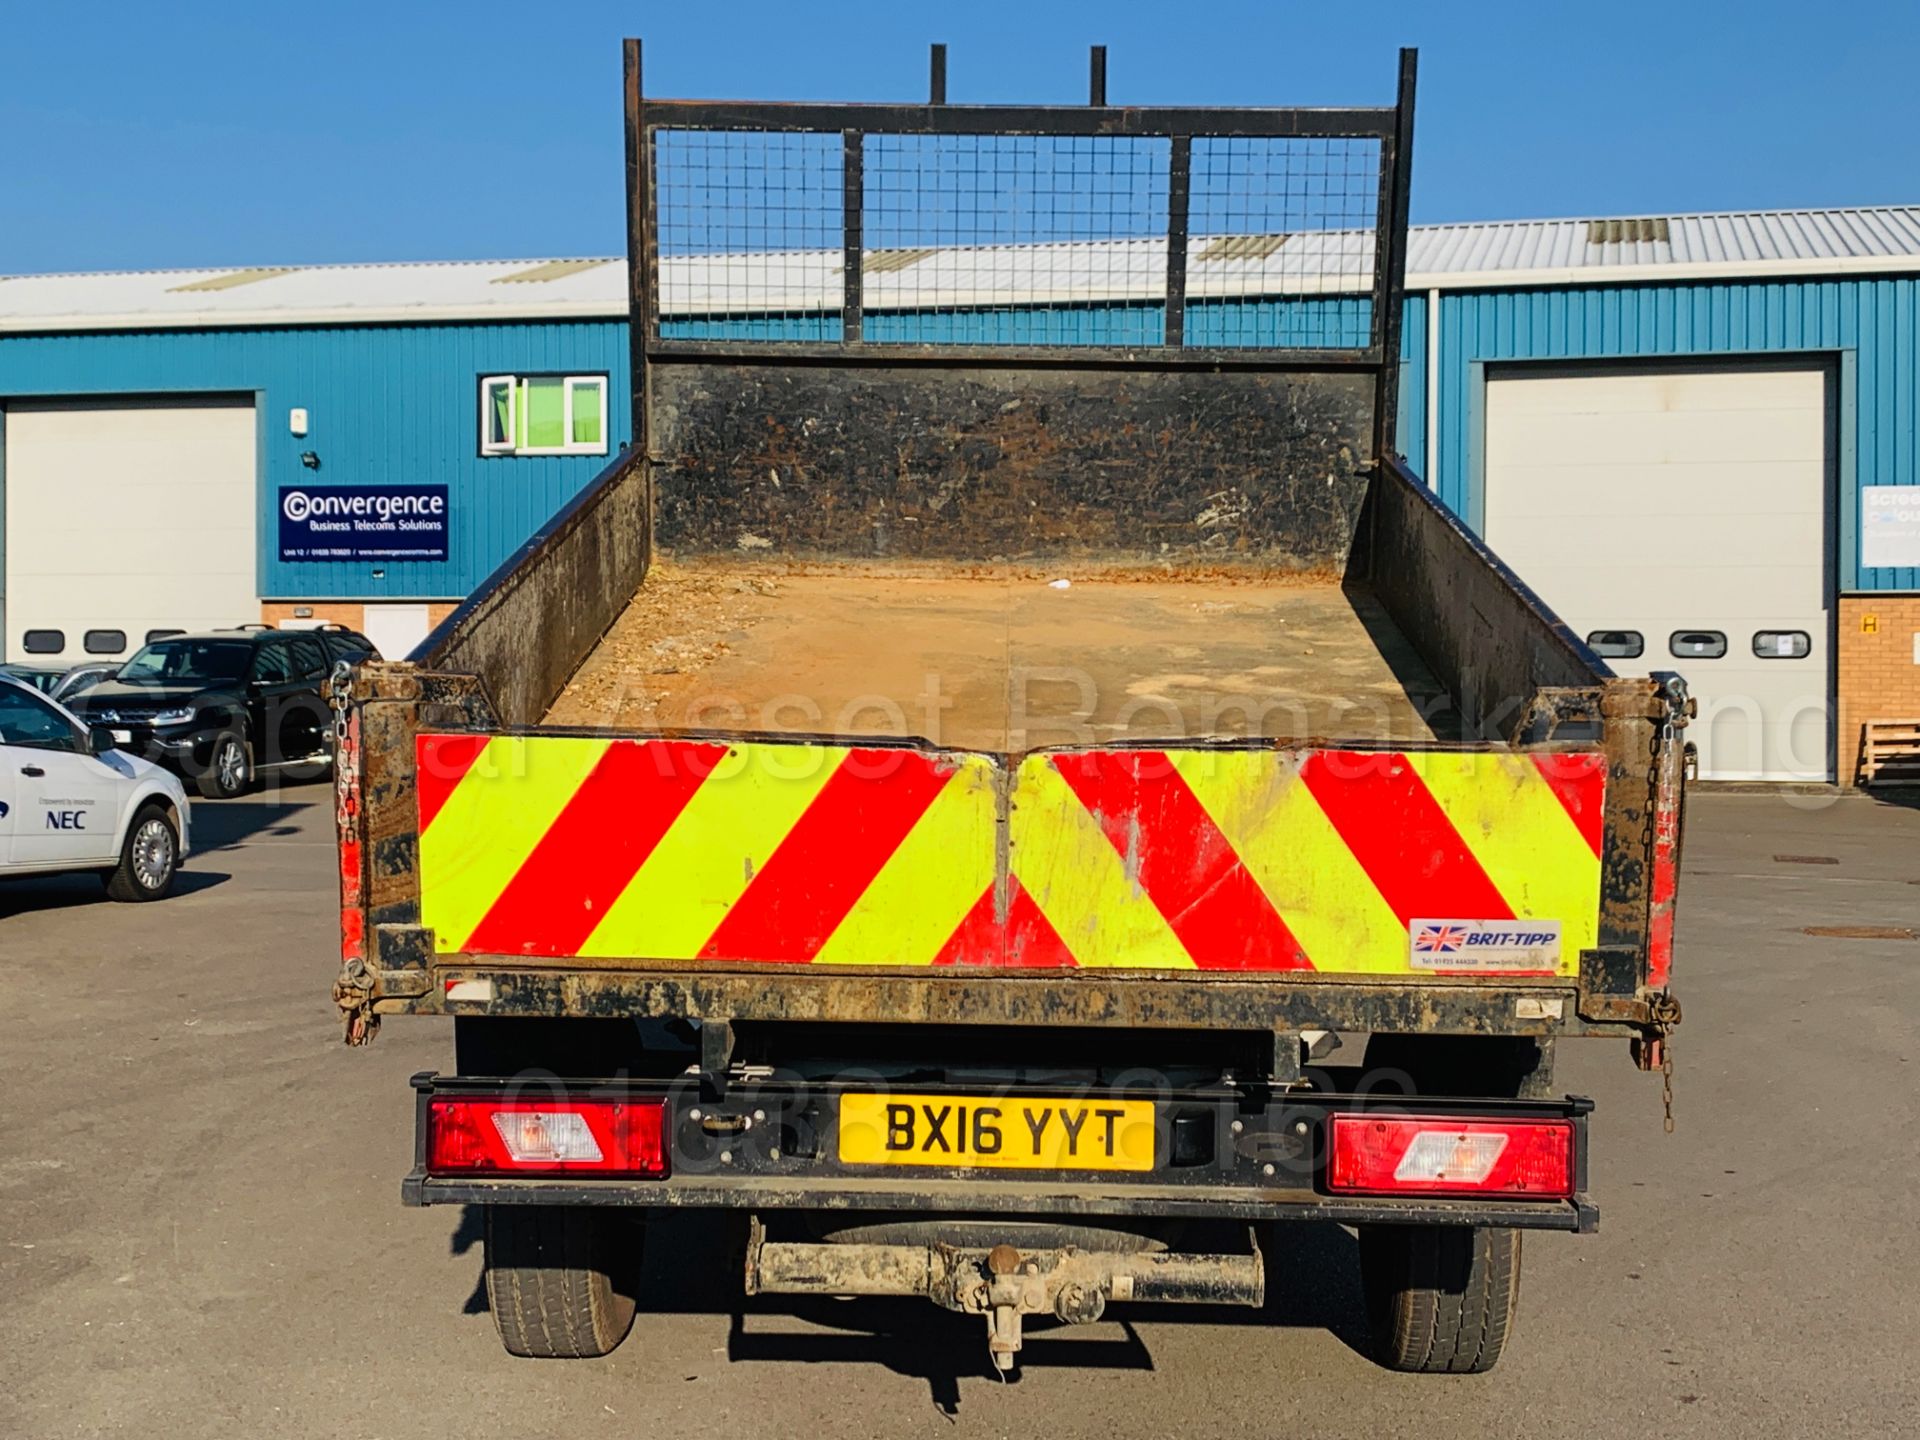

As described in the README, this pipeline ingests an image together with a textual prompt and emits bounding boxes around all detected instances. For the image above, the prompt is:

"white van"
[0,674,190,900]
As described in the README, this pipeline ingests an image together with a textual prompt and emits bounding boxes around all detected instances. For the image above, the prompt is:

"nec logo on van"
[47,810,88,830]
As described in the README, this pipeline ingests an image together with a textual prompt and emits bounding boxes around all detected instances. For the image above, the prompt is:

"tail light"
[426,1096,668,1178]
[1326,1113,1574,1199]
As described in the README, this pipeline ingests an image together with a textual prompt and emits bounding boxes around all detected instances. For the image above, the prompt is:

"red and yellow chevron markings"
[416,734,1605,975]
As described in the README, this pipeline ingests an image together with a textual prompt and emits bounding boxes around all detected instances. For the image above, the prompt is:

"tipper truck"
[330,41,1688,1375]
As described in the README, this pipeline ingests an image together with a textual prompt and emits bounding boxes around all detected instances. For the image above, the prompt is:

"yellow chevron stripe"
[1008,756,1194,970]
[420,736,611,953]
[578,743,848,960]
[1171,749,1406,973]
[811,755,1000,967]
[1402,752,1597,974]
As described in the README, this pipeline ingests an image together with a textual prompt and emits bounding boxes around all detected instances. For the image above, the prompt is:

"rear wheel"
[484,1205,641,1358]
[1359,1224,1521,1374]
[105,802,179,902]
[195,732,251,800]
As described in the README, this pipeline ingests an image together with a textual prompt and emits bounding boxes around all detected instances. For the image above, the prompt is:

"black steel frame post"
[621,39,650,453]
[841,130,865,345]
[1371,47,1418,462]
[1165,135,1191,350]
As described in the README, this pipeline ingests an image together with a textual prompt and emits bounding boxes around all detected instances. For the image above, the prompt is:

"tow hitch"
[744,1220,1265,1374]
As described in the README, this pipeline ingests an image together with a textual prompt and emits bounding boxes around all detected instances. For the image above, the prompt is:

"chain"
[1647,992,1683,1134]
[328,660,354,834]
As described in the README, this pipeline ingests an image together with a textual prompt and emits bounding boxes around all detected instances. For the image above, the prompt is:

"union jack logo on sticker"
[1409,919,1562,974]
[1413,924,1469,954]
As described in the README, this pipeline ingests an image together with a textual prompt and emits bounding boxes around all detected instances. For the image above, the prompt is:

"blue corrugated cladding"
[1394,294,1426,479]
[0,321,629,598]
[1395,279,1920,592]
[8,276,1914,599]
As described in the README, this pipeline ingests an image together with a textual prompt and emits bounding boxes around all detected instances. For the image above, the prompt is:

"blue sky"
[2,0,1916,274]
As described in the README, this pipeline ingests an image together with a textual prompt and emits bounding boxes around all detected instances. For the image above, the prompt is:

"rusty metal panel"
[418,447,651,727]
[1356,457,1604,740]
[652,363,1374,566]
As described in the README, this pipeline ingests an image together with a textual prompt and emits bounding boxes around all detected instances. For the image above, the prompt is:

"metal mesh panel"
[646,126,1388,351]
[653,129,844,340]
[861,133,1170,346]
[1185,136,1381,348]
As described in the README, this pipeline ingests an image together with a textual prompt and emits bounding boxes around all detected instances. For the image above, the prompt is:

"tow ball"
[960,1244,1117,1372]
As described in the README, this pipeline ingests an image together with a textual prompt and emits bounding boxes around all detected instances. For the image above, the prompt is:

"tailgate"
[415,734,1604,977]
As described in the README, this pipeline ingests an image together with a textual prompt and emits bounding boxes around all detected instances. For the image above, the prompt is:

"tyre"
[1358,1224,1521,1374]
[105,802,180,902]
[195,732,252,800]
[484,1205,641,1358]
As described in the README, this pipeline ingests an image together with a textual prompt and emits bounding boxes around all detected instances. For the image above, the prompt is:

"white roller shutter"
[4,398,257,663]
[1484,365,1831,782]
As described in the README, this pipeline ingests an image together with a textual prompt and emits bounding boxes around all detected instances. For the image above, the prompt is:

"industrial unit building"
[2,206,1919,783]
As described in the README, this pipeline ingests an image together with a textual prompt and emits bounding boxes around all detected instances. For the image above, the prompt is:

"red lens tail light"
[426,1096,668,1178]
[1327,1114,1574,1199]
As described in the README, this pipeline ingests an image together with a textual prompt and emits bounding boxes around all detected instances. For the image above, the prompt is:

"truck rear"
[331,42,1687,1376]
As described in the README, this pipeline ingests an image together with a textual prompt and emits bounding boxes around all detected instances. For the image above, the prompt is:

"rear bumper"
[400,1073,1597,1233]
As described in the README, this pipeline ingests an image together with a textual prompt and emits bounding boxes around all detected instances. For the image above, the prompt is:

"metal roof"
[0,257,627,333]
[1407,206,1920,288]
[3,206,1918,333]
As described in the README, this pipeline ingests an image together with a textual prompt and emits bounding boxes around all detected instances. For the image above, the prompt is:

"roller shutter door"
[4,398,257,664]
[1484,364,1831,781]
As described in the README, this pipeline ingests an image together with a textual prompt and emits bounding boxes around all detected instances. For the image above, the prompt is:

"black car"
[68,625,380,798]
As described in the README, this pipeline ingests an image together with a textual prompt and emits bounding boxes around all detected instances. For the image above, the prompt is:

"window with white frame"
[479,374,608,456]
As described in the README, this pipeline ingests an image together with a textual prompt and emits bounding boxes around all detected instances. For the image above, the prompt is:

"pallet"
[1861,718,1920,787]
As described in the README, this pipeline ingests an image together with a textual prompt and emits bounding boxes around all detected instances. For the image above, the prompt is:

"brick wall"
[258,600,460,630]
[1837,596,1920,785]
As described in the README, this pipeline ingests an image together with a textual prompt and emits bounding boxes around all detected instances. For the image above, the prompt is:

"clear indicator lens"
[490,1110,604,1164]
[1393,1130,1509,1185]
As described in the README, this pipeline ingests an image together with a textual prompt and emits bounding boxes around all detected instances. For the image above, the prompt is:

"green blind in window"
[524,377,566,450]
[571,381,603,446]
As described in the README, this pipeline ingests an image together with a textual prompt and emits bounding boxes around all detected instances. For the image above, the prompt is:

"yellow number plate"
[838,1094,1155,1172]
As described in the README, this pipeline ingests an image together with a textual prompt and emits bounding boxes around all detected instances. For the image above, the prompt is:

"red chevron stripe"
[931,877,1077,968]
[415,733,490,834]
[1051,750,1311,970]
[1299,750,1513,924]
[1531,752,1607,858]
[697,748,954,964]
[461,739,728,957]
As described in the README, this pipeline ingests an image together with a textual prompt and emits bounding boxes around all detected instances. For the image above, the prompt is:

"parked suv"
[67,626,379,798]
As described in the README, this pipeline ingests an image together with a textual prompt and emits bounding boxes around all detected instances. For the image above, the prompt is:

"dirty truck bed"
[544,561,1453,750]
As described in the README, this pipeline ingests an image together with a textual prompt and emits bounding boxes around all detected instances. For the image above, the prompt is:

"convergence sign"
[278,484,449,563]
